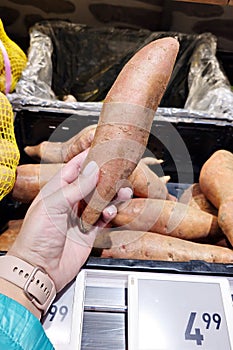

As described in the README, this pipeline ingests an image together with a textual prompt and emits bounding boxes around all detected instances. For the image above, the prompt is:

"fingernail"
[82,161,98,176]
[126,187,133,198]
[106,205,117,216]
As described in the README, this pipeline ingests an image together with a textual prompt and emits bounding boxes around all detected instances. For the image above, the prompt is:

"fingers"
[108,187,133,209]
[93,187,133,230]
[116,187,133,202]
[59,149,89,184]
[33,150,89,205]
[102,205,117,224]
[90,187,133,230]
[43,161,99,212]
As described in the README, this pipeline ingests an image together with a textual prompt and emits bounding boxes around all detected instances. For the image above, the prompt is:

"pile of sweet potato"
[17,130,233,264]
[11,37,233,264]
[93,149,233,264]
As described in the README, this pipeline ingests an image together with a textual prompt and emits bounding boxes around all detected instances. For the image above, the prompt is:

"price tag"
[128,273,233,350]
[42,280,76,347]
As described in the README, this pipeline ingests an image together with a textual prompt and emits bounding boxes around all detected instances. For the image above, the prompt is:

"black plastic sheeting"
[29,20,216,107]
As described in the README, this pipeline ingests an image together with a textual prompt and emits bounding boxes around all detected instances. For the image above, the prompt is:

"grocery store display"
[0,5,233,350]
[5,121,233,265]
[0,23,232,267]
[3,113,233,265]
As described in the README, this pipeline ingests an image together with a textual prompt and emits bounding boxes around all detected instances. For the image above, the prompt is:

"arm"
[0,278,41,318]
[0,150,132,349]
[0,291,53,350]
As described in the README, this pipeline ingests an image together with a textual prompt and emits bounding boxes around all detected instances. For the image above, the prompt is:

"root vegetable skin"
[79,37,180,232]
[199,150,233,208]
[199,150,233,245]
[9,156,168,203]
[93,230,233,263]
[112,198,220,241]
[128,157,169,200]
[179,183,217,216]
[11,163,63,202]
[24,124,97,163]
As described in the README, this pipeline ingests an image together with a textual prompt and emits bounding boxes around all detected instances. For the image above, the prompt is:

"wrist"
[0,255,56,318]
[0,278,42,319]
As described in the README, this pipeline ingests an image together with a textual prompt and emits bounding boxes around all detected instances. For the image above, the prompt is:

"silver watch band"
[0,255,56,313]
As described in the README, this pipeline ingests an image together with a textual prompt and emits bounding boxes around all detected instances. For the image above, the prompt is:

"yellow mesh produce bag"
[0,19,27,93]
[0,92,20,200]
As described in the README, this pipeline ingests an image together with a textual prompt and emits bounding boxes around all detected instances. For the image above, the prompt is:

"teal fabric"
[0,294,54,349]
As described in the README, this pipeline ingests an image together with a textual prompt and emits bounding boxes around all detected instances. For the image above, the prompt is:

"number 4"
[185,312,204,346]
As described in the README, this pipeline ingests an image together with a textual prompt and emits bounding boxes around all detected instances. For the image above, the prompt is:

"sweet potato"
[79,37,180,232]
[128,157,170,200]
[24,124,97,163]
[9,157,168,203]
[199,150,233,245]
[0,219,23,251]
[112,198,221,241]
[179,183,217,216]
[92,230,233,263]
[11,163,63,202]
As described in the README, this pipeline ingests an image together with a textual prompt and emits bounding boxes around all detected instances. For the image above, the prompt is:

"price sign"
[128,273,233,350]
[42,280,76,347]
[42,271,87,350]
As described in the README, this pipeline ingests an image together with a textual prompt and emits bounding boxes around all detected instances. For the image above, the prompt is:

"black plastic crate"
[14,108,233,183]
[2,106,233,276]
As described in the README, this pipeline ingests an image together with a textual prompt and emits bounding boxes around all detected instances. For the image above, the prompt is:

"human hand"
[8,150,132,293]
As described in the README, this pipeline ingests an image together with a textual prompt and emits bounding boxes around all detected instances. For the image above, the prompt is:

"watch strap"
[0,255,56,313]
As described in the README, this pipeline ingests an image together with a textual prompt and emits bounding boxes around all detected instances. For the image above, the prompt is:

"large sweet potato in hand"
[199,149,233,245]
[79,37,180,232]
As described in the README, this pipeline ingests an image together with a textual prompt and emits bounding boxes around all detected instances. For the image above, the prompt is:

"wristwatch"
[0,255,56,314]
